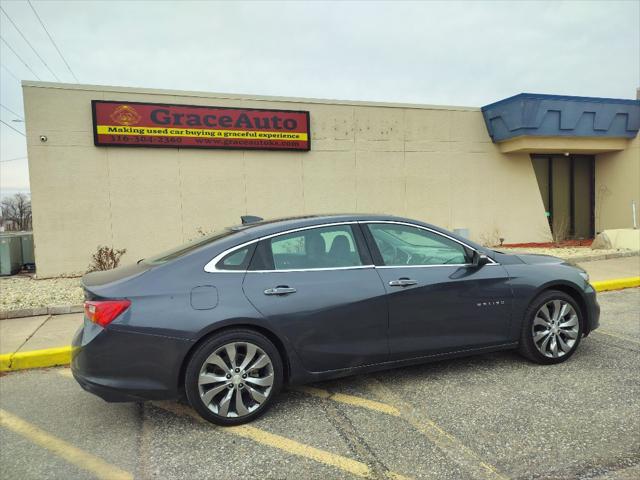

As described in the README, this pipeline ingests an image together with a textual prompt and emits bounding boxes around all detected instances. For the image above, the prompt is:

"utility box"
[0,234,23,276]
[15,232,35,265]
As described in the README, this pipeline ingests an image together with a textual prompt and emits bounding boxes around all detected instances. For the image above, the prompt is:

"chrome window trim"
[204,219,500,273]
[375,263,500,269]
[246,265,375,274]
[359,220,500,267]
[204,222,362,273]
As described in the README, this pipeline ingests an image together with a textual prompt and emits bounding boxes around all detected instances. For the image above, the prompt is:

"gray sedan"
[71,214,599,425]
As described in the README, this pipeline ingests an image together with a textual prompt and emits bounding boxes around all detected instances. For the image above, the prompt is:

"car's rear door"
[362,221,512,360]
[242,223,389,372]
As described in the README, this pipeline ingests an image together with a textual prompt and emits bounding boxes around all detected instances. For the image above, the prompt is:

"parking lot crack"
[321,399,394,480]
[7,315,52,369]
[366,377,509,480]
[134,402,152,479]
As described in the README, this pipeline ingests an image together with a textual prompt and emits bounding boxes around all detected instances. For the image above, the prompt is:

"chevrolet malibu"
[72,214,599,425]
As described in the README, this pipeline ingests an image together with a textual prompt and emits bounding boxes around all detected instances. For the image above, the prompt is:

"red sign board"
[92,100,310,151]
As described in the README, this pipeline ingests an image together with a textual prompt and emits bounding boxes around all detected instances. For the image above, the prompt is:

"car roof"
[229,213,398,234]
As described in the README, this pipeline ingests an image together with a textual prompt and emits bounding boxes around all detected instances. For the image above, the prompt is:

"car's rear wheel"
[185,329,283,426]
[518,290,583,364]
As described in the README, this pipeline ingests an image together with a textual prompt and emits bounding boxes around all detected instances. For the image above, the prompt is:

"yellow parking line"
[367,380,509,480]
[594,329,640,345]
[292,386,401,416]
[55,370,410,477]
[0,409,132,480]
[153,401,411,480]
[229,426,368,478]
[294,384,505,479]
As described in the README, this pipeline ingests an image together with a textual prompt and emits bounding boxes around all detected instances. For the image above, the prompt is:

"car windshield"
[143,230,237,265]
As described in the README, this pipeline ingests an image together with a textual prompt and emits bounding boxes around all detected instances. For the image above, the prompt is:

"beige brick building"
[22,82,639,277]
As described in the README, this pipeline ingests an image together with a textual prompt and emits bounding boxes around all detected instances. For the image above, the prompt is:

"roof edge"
[482,92,640,111]
[20,80,480,112]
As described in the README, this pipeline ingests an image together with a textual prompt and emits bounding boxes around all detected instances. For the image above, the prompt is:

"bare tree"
[0,193,32,231]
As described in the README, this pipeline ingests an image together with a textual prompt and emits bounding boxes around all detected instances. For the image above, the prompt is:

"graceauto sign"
[92,100,310,151]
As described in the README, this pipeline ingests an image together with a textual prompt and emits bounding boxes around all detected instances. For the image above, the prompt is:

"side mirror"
[471,251,491,268]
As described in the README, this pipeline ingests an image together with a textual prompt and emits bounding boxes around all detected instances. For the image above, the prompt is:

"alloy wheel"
[197,341,274,418]
[532,299,580,358]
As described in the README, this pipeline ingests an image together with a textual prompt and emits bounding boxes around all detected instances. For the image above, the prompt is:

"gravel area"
[0,276,83,310]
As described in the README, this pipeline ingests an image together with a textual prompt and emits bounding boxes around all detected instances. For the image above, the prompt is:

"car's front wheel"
[518,290,583,364]
[185,329,283,426]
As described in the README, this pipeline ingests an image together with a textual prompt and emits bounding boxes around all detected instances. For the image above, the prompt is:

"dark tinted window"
[268,225,364,270]
[215,245,254,271]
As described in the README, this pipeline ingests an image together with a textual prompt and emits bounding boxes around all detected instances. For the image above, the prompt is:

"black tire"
[185,328,283,426]
[518,290,583,365]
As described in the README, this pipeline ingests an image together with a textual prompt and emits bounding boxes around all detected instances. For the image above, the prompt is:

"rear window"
[215,245,255,270]
[144,230,237,265]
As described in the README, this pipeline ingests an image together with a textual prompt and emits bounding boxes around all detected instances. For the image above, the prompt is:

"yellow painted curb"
[592,277,640,292]
[0,346,73,372]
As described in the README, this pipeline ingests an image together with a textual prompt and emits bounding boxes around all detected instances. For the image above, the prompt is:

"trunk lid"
[82,262,151,298]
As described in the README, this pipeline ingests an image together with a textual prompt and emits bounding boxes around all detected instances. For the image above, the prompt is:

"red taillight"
[84,300,131,327]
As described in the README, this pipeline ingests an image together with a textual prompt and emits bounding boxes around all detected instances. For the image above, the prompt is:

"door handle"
[264,286,297,296]
[388,278,418,287]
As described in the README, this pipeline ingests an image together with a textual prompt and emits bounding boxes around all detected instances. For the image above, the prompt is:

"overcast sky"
[1,0,638,195]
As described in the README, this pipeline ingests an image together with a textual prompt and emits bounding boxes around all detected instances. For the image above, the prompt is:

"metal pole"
[633,200,638,229]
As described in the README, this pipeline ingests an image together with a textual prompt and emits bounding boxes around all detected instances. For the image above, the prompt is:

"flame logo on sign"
[110,105,141,126]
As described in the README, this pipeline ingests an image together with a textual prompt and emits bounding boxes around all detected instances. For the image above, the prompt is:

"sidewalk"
[0,313,82,355]
[0,313,82,370]
[1,257,638,368]
[578,256,640,281]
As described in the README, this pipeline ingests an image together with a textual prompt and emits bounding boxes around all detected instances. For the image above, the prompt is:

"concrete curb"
[591,277,640,292]
[0,305,83,320]
[0,346,73,372]
[1,279,638,372]
[565,250,639,265]
[564,250,639,265]
[498,250,638,265]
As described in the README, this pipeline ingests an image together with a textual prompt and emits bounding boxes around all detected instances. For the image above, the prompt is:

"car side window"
[215,245,254,270]
[367,223,469,266]
[268,225,364,270]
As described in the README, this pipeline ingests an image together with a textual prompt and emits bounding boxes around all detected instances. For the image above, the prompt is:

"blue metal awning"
[481,93,640,143]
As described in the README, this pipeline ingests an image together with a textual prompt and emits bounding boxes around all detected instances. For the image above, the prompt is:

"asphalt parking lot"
[1,288,639,480]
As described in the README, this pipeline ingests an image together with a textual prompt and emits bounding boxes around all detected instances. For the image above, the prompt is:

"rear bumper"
[72,369,150,402]
[71,320,193,402]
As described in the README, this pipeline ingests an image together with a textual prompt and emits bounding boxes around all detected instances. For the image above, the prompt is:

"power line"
[0,155,28,163]
[0,103,24,120]
[1,5,61,81]
[0,119,26,136]
[1,64,21,82]
[27,0,78,82]
[0,35,41,80]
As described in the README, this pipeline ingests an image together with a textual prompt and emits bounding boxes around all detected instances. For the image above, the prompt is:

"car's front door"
[242,223,389,372]
[363,222,512,360]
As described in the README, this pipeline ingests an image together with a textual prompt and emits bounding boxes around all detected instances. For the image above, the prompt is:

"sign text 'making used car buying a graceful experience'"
[92,100,311,151]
